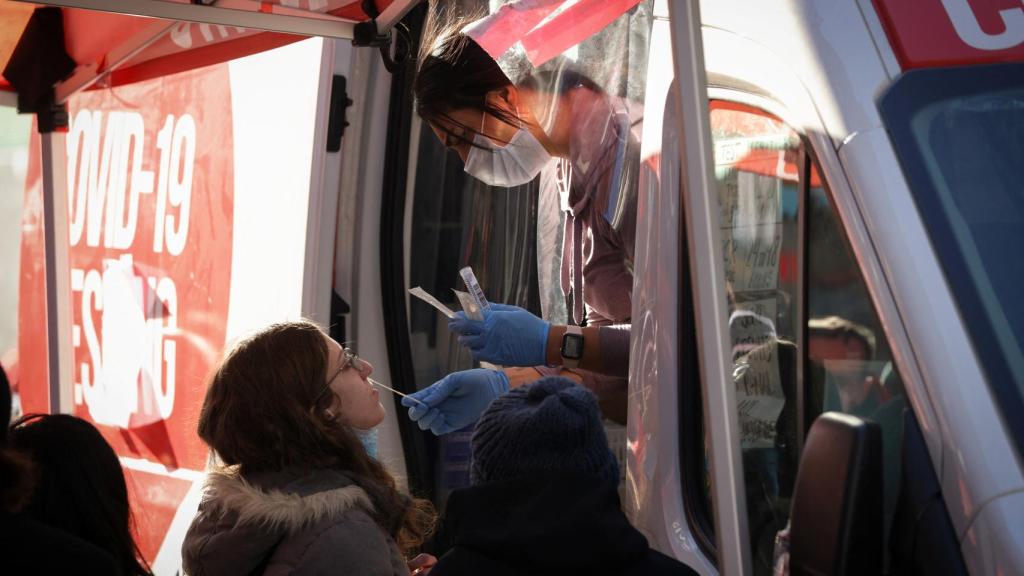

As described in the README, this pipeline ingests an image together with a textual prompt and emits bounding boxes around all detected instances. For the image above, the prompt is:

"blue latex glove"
[448,303,550,367]
[401,369,510,435]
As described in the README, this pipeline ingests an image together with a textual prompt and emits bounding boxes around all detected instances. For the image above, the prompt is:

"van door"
[651,3,919,575]
[614,1,765,573]
[699,97,913,573]
[649,85,918,574]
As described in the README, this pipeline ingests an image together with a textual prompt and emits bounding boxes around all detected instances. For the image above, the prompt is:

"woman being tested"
[404,5,646,434]
[182,321,436,575]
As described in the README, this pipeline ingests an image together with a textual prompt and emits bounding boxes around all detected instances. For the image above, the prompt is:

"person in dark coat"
[10,413,153,575]
[431,376,698,576]
[0,366,122,575]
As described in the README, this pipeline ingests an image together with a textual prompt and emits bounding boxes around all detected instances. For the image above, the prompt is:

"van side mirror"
[789,412,883,576]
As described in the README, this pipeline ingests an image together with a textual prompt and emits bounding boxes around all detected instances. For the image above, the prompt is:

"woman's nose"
[360,360,374,378]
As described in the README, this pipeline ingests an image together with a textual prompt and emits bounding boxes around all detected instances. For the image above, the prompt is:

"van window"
[879,63,1024,456]
[709,101,801,572]
[708,100,906,574]
[806,163,906,555]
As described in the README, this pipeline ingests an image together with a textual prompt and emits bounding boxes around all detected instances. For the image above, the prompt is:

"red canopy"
[463,0,644,69]
[0,0,394,100]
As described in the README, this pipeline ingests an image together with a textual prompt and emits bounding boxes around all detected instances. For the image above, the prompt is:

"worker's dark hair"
[414,5,518,148]
[414,3,602,150]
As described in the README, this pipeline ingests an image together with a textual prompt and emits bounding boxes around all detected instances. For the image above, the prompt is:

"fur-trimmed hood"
[202,468,374,534]
[182,468,406,576]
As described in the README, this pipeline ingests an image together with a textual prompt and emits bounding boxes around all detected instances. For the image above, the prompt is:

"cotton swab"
[369,378,426,406]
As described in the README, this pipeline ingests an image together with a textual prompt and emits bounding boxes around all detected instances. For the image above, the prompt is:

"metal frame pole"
[16,0,357,40]
[55,20,177,104]
[668,0,752,573]
[40,127,74,414]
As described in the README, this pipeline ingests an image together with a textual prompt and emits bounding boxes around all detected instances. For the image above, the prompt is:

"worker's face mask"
[464,111,551,188]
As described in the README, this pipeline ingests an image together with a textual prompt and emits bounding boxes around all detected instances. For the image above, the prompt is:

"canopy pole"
[39,102,74,414]
[17,0,357,40]
[55,20,176,104]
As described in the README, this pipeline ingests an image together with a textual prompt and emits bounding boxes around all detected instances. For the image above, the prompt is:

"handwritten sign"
[733,338,784,449]
[719,171,783,293]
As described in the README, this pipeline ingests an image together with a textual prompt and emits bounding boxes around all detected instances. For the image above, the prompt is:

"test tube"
[459,266,491,311]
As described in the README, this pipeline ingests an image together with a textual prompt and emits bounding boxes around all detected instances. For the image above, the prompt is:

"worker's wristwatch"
[560,324,584,369]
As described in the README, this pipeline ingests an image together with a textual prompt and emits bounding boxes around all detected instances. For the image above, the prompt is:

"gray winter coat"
[181,468,408,576]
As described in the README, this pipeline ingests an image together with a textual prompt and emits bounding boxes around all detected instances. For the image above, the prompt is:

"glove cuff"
[535,320,551,366]
[489,369,511,397]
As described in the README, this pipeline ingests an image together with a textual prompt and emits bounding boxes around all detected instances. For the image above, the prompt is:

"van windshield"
[880,63,1024,455]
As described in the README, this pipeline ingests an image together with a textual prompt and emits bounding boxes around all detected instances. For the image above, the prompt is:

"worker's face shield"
[460,0,656,321]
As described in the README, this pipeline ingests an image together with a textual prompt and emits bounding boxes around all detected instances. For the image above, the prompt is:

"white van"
[627,1,1023,575]
[2,0,1021,574]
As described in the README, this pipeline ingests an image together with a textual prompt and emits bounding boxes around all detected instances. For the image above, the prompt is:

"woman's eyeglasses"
[312,348,365,408]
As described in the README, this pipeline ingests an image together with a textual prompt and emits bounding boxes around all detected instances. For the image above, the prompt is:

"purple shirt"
[536,89,640,410]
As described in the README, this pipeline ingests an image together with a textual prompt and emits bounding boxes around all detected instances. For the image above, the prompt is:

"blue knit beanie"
[470,376,619,486]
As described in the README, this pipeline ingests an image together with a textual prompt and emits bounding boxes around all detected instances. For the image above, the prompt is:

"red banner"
[463,0,643,68]
[19,63,234,561]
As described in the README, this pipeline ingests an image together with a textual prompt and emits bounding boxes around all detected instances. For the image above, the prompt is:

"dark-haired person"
[0,362,125,575]
[430,377,696,576]
[9,413,151,575]
[404,7,641,434]
[182,321,437,575]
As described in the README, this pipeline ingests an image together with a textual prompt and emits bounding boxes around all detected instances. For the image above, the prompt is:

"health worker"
[403,7,647,434]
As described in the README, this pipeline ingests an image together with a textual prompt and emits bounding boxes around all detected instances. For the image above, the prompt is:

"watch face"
[561,333,584,359]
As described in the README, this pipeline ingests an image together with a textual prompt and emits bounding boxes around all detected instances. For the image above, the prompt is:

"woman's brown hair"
[197,321,435,553]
